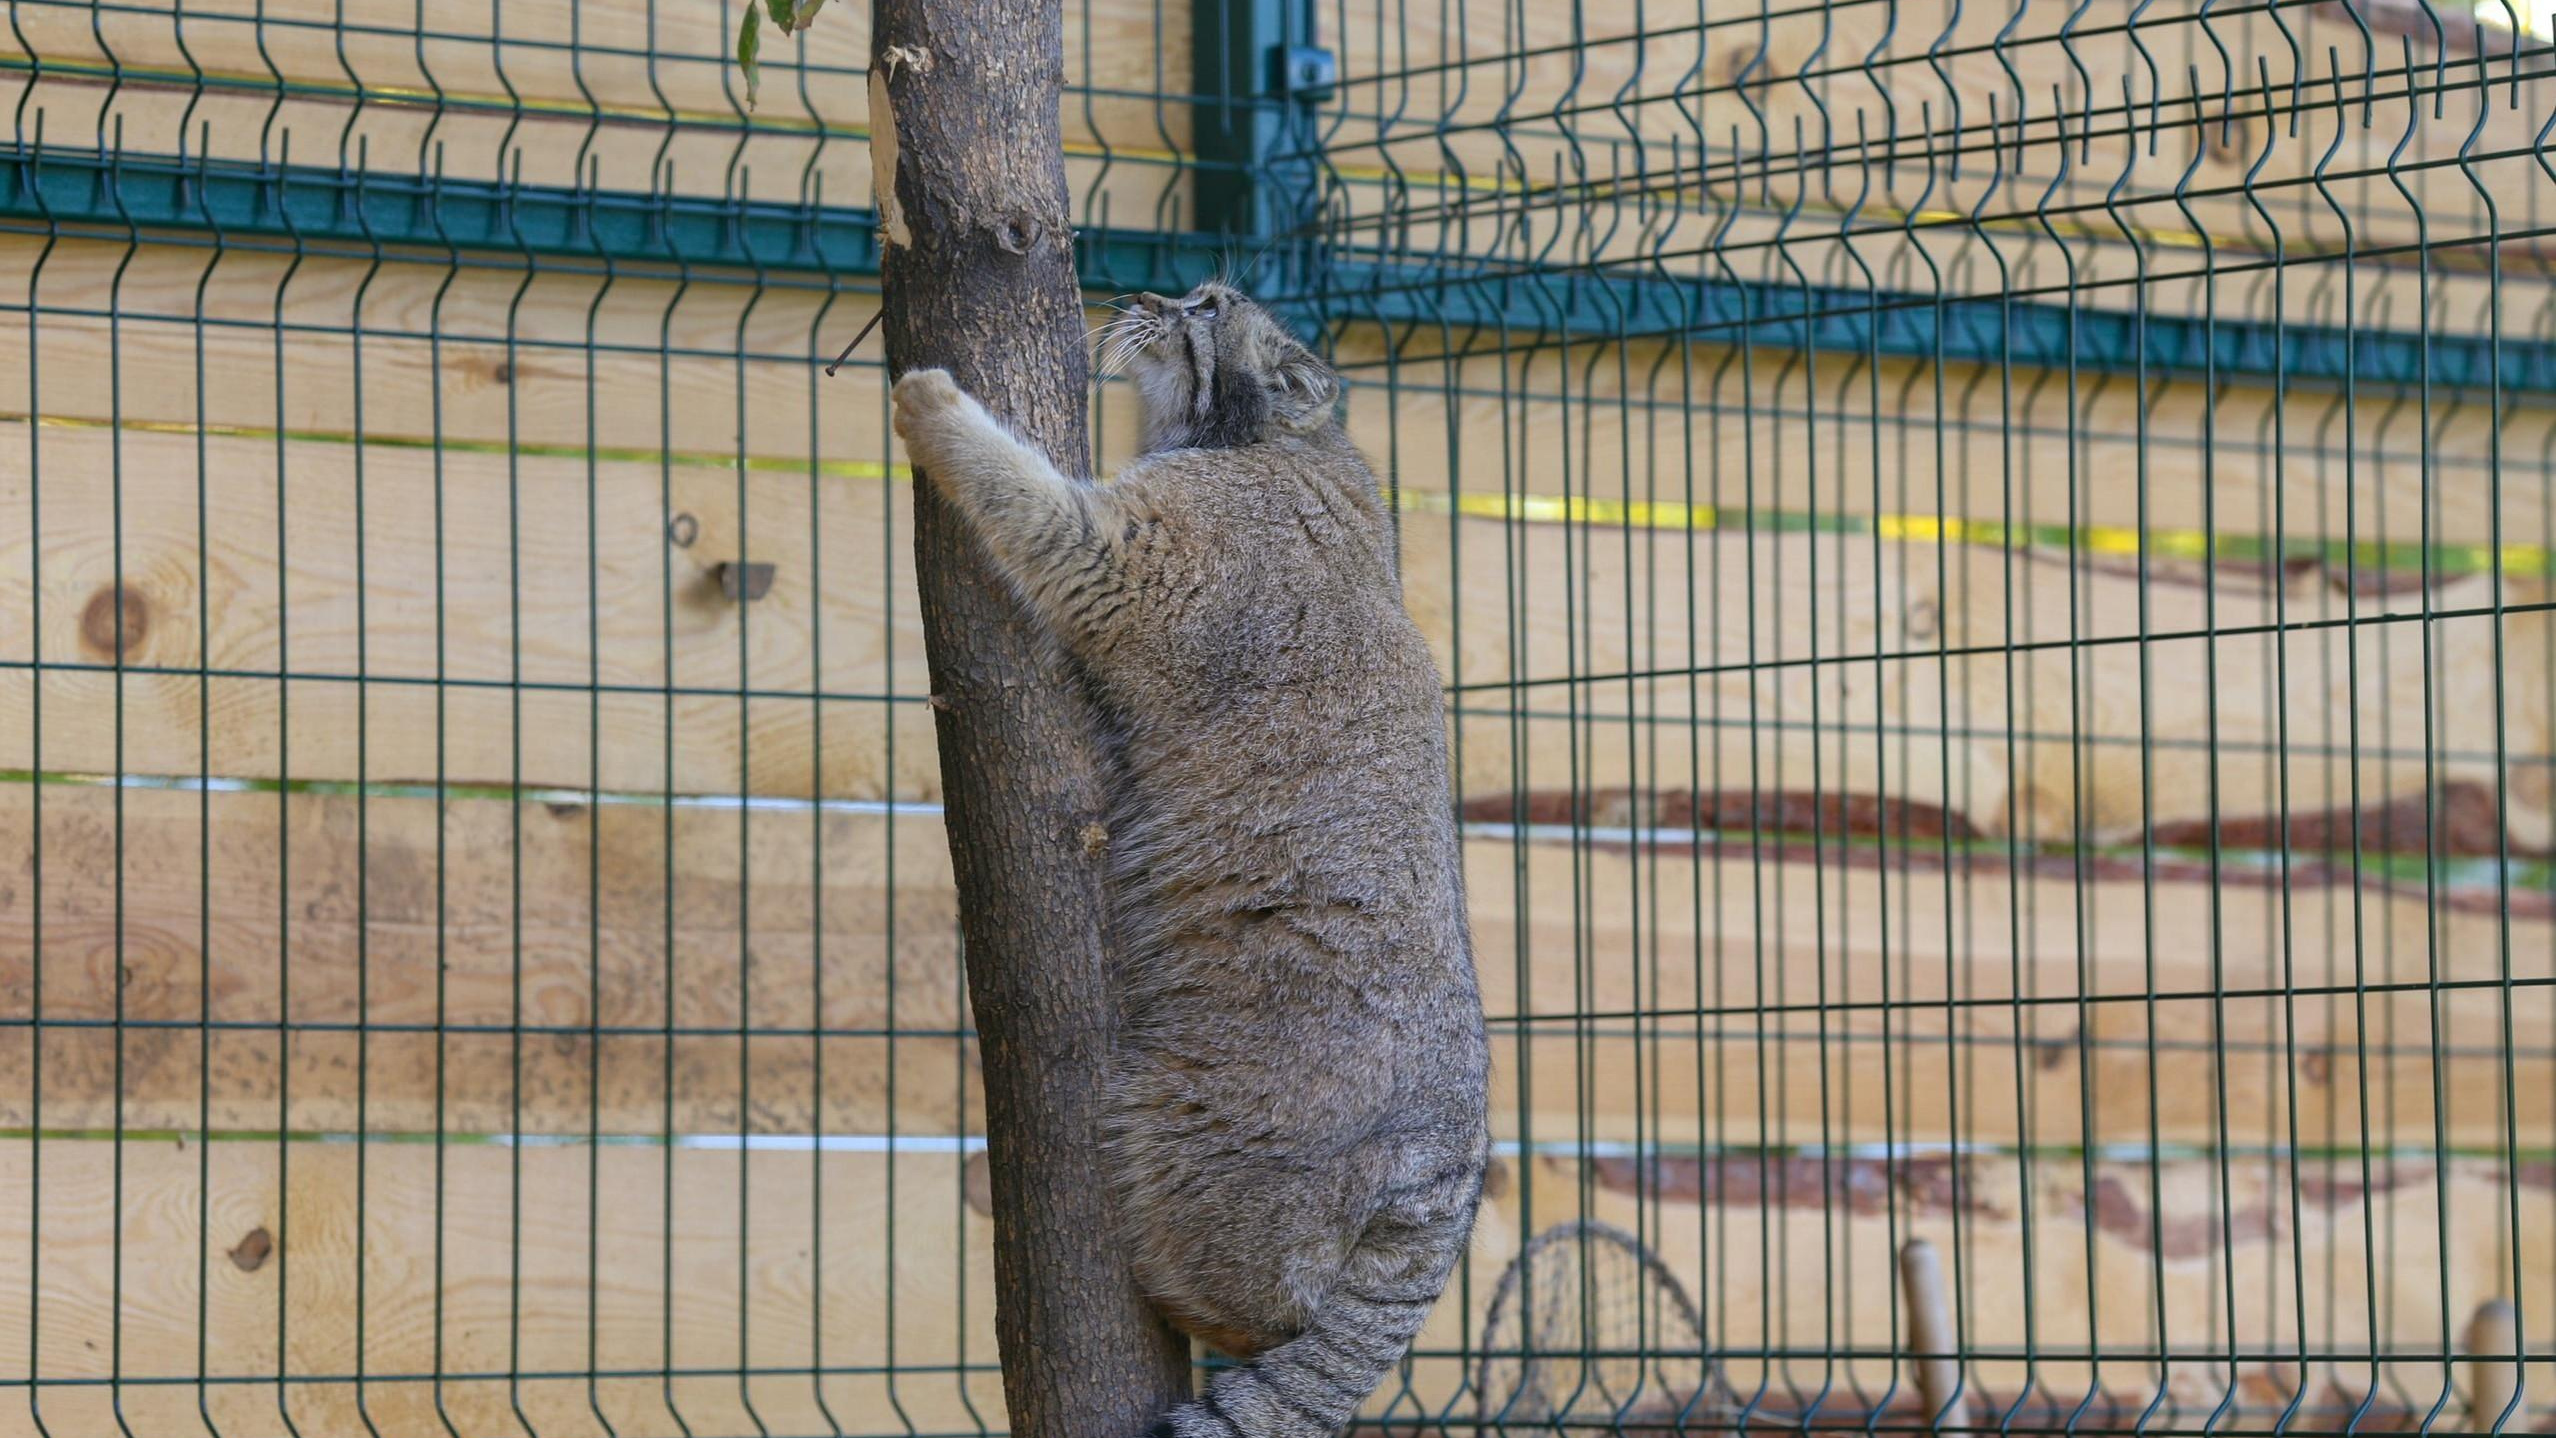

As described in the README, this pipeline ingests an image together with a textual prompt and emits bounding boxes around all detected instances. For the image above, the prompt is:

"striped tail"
[1150,1255,1454,1438]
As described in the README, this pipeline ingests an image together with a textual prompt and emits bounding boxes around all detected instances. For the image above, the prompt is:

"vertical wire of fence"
[3,0,2555,1434]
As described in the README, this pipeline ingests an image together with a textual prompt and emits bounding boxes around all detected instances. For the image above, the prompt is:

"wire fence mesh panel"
[0,2,1116,1434]
[2,0,2552,1434]
[1310,0,2556,1429]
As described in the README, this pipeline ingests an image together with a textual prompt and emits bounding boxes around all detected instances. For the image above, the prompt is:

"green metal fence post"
[1191,0,1332,293]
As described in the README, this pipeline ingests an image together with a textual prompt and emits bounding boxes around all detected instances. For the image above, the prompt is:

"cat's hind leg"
[892,368,1125,641]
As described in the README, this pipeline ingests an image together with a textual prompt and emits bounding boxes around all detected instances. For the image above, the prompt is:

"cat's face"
[1102,282,1340,451]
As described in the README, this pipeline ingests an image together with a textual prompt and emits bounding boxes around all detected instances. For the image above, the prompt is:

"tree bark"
[866,3,1194,1437]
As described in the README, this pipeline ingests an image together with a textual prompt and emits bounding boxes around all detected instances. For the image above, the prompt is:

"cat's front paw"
[891,368,967,448]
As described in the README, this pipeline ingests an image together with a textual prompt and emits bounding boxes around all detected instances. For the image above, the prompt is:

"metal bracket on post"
[1192,0,1330,322]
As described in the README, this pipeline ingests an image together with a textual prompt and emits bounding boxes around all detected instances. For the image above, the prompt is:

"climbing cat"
[891,281,1491,1438]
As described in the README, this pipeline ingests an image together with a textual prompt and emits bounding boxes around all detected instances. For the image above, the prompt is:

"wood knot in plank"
[80,585,149,660]
[228,1226,274,1272]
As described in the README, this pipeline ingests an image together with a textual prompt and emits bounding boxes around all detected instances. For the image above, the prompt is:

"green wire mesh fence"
[3,0,2553,1433]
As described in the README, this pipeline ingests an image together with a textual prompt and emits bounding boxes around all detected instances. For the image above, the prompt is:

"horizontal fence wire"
[4,0,2556,1433]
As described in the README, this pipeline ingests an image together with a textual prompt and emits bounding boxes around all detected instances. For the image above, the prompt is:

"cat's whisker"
[1095,330,1135,377]
[1094,309,1165,380]
[1234,234,1281,290]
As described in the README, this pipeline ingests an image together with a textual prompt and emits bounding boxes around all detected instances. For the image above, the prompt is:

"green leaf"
[736,1,763,110]
[762,0,793,28]
[788,0,828,33]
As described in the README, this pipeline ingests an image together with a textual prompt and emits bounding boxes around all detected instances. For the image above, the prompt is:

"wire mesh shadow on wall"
[3,0,2554,1433]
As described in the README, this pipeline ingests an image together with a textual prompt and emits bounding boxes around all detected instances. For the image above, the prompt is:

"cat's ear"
[1264,340,1339,426]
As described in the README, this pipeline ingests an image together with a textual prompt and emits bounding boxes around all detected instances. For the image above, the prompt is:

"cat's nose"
[1136,292,1176,315]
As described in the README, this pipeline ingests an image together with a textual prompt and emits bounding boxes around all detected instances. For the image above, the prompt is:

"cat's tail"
[1147,1238,1460,1438]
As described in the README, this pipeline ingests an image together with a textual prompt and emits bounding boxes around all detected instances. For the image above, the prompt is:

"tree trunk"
[866,3,1194,1437]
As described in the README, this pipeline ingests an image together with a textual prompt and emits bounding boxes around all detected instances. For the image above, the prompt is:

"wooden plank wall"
[6,0,2556,1432]
[4,257,2552,1426]
[0,1141,2544,1438]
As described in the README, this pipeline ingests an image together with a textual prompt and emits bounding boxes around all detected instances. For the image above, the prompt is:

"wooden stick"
[1901,1238,1963,1429]
[2465,1297,2523,1431]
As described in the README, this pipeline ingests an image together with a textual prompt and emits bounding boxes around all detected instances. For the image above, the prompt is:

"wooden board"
[2,0,1198,218]
[3,781,2549,1149]
[5,232,2543,565]
[0,235,903,466]
[0,408,943,803]
[8,342,2550,820]
[0,1137,1008,1438]
[0,1137,2542,1438]
[0,778,977,1137]
[1328,329,2556,557]
[1400,521,2556,850]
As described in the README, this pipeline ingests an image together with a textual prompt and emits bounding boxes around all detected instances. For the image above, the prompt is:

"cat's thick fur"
[891,282,1490,1438]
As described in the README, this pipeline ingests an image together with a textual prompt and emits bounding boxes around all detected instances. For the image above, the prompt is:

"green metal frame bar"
[1318,254,2556,396]
[5,142,2549,395]
[65,147,882,272]
[0,144,1215,295]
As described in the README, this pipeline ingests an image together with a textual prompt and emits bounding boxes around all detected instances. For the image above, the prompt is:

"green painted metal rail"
[6,142,2551,395]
